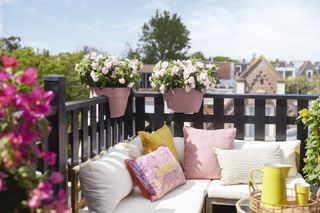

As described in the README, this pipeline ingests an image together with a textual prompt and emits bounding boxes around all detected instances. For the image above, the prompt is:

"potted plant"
[76,52,142,118]
[297,97,320,193]
[0,56,69,212]
[150,59,218,113]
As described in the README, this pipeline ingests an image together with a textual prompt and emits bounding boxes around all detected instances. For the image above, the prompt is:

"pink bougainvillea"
[0,56,69,212]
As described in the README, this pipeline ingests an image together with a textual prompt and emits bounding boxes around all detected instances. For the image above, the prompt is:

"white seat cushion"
[207,174,306,200]
[79,180,210,213]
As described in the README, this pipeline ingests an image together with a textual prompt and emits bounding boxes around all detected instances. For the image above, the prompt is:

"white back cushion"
[215,146,282,185]
[79,144,133,213]
[234,140,300,177]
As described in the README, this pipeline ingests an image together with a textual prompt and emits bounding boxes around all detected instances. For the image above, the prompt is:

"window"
[306,70,313,79]
[278,71,283,78]
[285,71,293,78]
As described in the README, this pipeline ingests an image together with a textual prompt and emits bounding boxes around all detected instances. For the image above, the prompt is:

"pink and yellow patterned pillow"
[125,145,186,201]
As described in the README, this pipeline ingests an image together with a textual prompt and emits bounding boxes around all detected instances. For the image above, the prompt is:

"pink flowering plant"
[0,56,69,212]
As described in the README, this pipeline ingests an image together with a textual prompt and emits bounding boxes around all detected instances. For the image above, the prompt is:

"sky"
[2,0,320,61]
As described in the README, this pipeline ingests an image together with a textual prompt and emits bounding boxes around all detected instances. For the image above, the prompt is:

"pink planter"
[90,87,130,118]
[163,88,203,113]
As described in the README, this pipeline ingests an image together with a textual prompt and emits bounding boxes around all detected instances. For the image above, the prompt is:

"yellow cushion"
[138,124,179,161]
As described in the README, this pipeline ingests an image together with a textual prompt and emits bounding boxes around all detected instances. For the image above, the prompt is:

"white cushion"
[215,146,281,185]
[79,180,210,213]
[207,174,306,199]
[235,139,301,177]
[173,137,184,165]
[79,144,134,213]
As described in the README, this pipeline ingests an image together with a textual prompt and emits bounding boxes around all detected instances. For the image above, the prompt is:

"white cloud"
[186,0,320,61]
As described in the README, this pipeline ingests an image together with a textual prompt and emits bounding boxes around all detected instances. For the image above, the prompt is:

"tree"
[213,56,238,62]
[191,51,206,60]
[285,76,310,94]
[124,42,141,60]
[139,10,190,64]
[0,36,22,52]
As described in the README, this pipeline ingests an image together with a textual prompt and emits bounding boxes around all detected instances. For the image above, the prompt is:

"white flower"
[206,63,216,69]
[128,82,135,88]
[91,62,98,70]
[171,66,179,76]
[90,52,97,60]
[159,84,166,94]
[102,67,109,74]
[111,56,118,65]
[161,61,168,69]
[153,62,161,72]
[199,72,207,80]
[90,71,99,82]
[188,76,195,84]
[119,78,125,84]
[151,82,156,88]
[197,62,204,68]
[104,60,113,69]
[96,54,103,61]
[185,86,191,92]
[129,60,138,72]
[84,54,89,59]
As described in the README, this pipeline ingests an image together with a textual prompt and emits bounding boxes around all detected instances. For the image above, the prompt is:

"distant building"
[274,60,318,79]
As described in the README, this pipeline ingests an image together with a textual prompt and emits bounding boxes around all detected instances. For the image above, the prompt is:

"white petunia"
[199,72,207,80]
[91,62,98,70]
[206,63,216,69]
[111,56,119,65]
[161,61,169,69]
[102,67,109,74]
[159,84,166,94]
[90,52,97,60]
[84,54,90,59]
[197,62,204,68]
[128,82,135,88]
[151,82,156,88]
[104,60,113,69]
[119,78,125,84]
[188,76,195,84]
[171,66,179,76]
[90,71,99,82]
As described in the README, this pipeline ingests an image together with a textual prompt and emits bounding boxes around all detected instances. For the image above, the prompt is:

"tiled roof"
[214,62,232,80]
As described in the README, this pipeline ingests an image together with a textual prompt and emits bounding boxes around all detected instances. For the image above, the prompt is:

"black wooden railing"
[44,75,318,205]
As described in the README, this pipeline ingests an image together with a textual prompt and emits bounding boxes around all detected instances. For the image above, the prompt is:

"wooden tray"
[249,181,320,213]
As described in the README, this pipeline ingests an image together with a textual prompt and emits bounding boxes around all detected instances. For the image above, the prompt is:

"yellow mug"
[295,183,310,205]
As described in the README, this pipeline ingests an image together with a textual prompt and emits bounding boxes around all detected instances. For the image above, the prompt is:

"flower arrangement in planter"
[0,56,68,212]
[297,97,320,188]
[76,52,142,118]
[150,59,218,113]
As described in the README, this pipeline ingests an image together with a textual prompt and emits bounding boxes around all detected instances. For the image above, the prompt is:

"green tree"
[285,76,310,94]
[7,47,88,101]
[0,36,22,52]
[124,42,141,60]
[139,10,190,63]
[213,56,238,62]
[191,51,206,60]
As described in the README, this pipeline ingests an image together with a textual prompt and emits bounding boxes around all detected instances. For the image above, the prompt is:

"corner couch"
[73,136,305,213]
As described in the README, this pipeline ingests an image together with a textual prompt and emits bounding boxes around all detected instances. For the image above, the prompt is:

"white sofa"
[74,137,305,213]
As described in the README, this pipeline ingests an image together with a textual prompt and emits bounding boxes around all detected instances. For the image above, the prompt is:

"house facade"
[274,60,318,79]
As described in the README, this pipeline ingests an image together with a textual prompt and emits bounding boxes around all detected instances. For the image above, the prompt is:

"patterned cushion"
[215,146,282,185]
[125,145,186,201]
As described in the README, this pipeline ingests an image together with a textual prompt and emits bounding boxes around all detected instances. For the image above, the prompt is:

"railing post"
[44,75,68,192]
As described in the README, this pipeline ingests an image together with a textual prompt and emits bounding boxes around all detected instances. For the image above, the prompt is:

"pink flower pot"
[163,88,203,113]
[90,87,130,118]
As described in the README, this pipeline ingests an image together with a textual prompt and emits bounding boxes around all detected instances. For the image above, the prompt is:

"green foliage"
[213,56,238,62]
[124,43,141,60]
[139,10,190,64]
[285,76,316,94]
[5,47,88,101]
[191,51,206,60]
[297,98,320,186]
[270,58,286,66]
[0,36,22,52]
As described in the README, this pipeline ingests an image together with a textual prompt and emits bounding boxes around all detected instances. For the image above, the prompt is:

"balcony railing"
[43,75,318,206]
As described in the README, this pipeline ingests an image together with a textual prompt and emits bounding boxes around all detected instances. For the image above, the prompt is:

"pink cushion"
[183,127,236,179]
[125,145,186,201]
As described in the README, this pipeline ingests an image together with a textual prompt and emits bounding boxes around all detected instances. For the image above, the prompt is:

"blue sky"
[3,0,320,61]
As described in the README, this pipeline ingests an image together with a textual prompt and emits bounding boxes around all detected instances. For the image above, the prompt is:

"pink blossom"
[0,70,12,81]
[0,84,16,106]
[50,172,64,185]
[28,181,53,209]
[16,67,38,86]
[2,56,18,68]
[42,151,56,166]
[50,190,69,213]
